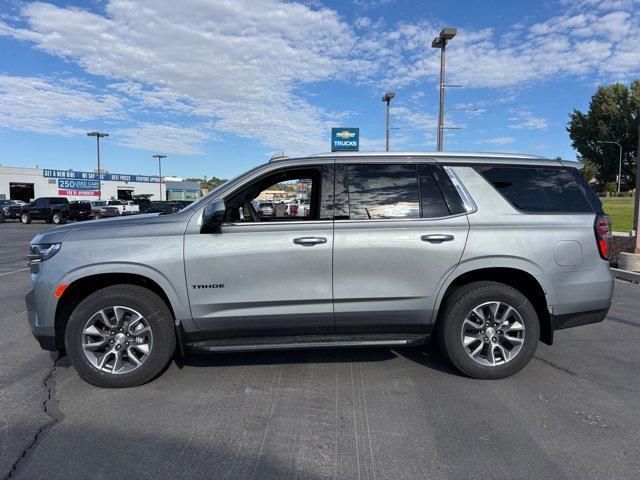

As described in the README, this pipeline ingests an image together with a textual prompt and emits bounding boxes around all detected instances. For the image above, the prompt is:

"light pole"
[153,154,166,200]
[597,140,623,193]
[382,92,395,151]
[431,27,457,151]
[86,132,109,200]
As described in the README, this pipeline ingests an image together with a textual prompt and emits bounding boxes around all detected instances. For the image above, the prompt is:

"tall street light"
[431,27,457,151]
[86,132,109,200]
[597,140,623,193]
[382,92,395,151]
[153,154,166,200]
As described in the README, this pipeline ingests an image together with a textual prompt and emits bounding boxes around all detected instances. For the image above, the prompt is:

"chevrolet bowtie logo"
[335,130,356,139]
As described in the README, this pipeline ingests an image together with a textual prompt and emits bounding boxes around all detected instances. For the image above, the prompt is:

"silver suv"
[25,152,614,387]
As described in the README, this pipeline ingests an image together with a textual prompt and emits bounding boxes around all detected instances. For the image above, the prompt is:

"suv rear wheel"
[52,213,65,224]
[436,281,539,379]
[65,285,176,388]
[20,213,31,224]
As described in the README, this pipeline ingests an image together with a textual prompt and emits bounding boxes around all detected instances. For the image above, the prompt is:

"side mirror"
[201,200,226,233]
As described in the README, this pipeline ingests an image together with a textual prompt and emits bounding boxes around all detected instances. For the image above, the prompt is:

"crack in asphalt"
[534,356,638,394]
[2,356,63,480]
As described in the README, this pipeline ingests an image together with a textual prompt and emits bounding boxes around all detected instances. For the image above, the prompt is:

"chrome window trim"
[442,165,477,214]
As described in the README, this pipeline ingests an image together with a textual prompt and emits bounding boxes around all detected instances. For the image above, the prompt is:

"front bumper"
[25,288,57,351]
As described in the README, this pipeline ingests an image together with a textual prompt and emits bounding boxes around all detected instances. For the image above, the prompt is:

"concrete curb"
[611,268,640,283]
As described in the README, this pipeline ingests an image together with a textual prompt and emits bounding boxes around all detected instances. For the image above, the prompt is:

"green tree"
[185,176,228,191]
[567,80,640,189]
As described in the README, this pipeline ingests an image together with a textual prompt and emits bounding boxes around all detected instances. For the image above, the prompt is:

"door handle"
[421,234,454,243]
[293,237,327,246]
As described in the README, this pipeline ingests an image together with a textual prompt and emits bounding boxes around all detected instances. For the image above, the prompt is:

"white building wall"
[0,166,165,201]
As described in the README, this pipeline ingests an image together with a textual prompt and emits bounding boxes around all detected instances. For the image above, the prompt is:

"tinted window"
[417,165,450,218]
[346,164,419,220]
[49,198,68,205]
[431,166,466,214]
[475,166,593,213]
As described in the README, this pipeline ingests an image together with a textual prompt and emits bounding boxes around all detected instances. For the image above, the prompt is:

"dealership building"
[0,165,201,202]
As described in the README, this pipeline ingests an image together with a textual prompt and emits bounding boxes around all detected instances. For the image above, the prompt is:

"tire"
[0,214,4,223]
[20,213,31,224]
[94,214,101,220]
[52,213,62,224]
[65,285,176,388]
[436,281,539,379]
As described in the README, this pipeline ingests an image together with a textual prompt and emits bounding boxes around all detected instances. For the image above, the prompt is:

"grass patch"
[601,198,634,232]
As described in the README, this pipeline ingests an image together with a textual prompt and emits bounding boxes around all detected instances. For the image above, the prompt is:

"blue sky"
[1,0,639,179]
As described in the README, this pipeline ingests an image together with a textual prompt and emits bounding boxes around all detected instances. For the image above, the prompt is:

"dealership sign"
[43,169,160,183]
[57,179,100,197]
[331,128,359,152]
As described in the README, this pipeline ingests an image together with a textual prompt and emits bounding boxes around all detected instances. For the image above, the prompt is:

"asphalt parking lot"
[1,221,639,480]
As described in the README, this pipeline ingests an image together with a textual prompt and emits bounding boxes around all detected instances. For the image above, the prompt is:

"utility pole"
[633,119,640,253]
[382,92,395,151]
[431,28,457,151]
[597,140,623,193]
[86,132,109,200]
[153,155,166,201]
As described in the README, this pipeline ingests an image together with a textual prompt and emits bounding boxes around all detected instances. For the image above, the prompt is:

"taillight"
[594,214,612,260]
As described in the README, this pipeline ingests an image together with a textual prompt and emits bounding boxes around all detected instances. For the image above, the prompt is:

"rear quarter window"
[475,166,594,213]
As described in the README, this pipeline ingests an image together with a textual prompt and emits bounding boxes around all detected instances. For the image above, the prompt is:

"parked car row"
[1,197,193,224]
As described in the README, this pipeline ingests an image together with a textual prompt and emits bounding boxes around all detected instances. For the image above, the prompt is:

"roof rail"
[269,152,288,162]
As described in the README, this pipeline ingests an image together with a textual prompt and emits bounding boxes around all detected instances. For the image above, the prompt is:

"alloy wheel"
[82,306,153,374]
[460,301,525,366]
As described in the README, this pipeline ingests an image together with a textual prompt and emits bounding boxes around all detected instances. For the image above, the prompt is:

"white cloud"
[0,74,122,135]
[508,110,548,130]
[0,0,369,155]
[115,123,212,156]
[0,0,639,155]
[485,136,516,146]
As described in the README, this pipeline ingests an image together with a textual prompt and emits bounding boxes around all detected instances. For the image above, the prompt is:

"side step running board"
[186,333,429,353]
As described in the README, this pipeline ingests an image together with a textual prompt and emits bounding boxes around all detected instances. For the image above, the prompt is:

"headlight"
[28,243,61,264]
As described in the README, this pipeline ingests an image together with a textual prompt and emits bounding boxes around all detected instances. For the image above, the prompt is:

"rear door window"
[346,164,420,220]
[475,166,593,213]
[417,165,453,218]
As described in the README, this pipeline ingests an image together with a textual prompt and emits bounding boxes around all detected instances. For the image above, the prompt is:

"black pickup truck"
[0,199,22,222]
[68,200,95,221]
[20,197,70,224]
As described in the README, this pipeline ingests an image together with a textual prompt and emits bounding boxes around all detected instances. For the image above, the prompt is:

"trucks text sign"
[331,128,359,152]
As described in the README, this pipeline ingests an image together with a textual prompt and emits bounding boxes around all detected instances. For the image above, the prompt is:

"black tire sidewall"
[65,285,176,388]
[21,213,31,224]
[439,282,539,379]
[52,214,61,224]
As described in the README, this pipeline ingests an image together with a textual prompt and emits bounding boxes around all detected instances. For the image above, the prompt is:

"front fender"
[59,262,193,324]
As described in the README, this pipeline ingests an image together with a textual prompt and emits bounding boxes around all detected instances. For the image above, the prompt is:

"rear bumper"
[551,307,609,331]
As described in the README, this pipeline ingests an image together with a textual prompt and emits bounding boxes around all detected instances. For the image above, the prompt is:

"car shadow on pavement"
[174,341,463,377]
[393,343,464,377]
[178,347,398,369]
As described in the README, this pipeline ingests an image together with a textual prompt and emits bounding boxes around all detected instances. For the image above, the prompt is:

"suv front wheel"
[436,281,539,379]
[65,285,176,388]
